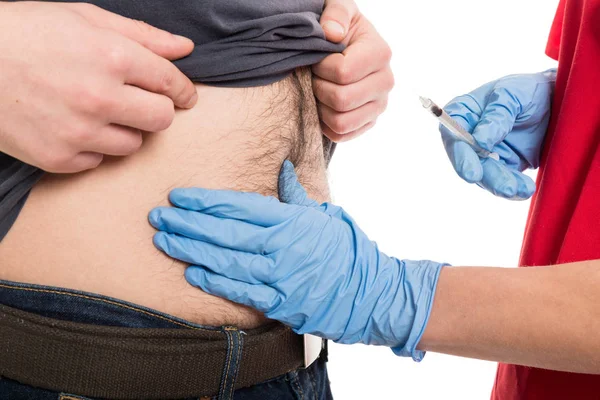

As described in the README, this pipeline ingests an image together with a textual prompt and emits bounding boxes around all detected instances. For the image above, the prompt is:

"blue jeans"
[0,280,333,400]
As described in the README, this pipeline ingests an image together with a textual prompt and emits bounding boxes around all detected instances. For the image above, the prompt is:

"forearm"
[418,261,600,373]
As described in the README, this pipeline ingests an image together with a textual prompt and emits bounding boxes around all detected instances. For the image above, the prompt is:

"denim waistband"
[0,279,311,400]
[0,279,214,329]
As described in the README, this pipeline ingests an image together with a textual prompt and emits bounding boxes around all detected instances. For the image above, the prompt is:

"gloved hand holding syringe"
[420,96,500,161]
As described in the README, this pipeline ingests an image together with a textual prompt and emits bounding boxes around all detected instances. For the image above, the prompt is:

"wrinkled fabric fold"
[0,158,44,241]
[170,7,345,86]
[33,0,345,86]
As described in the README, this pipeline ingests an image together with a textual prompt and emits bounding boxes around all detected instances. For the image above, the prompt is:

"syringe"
[419,96,499,161]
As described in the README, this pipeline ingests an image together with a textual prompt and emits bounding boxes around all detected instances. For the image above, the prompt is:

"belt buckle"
[302,334,323,368]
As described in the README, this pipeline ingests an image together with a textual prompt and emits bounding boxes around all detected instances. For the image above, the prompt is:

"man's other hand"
[315,0,394,142]
[0,2,197,173]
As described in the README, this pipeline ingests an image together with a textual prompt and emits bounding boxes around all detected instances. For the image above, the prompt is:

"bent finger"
[154,232,272,283]
[313,23,390,85]
[83,124,143,156]
[479,159,520,199]
[166,188,303,227]
[110,85,175,132]
[512,171,536,200]
[444,95,484,132]
[322,121,375,143]
[442,133,483,184]
[120,38,197,109]
[313,67,394,112]
[185,267,279,313]
[149,208,265,251]
[58,152,104,173]
[471,87,521,151]
[321,99,387,135]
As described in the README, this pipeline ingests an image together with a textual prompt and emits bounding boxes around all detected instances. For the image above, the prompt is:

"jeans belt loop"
[302,334,323,368]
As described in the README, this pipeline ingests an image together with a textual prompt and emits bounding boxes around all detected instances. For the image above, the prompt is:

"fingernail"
[185,92,198,109]
[174,34,194,46]
[322,20,345,38]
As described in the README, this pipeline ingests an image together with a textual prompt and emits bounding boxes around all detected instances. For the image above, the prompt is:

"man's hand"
[0,2,197,173]
[315,0,394,142]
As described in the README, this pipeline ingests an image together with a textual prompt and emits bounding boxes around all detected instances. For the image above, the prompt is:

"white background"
[326,0,559,398]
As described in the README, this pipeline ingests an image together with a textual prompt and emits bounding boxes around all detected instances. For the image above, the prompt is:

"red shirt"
[492,0,600,398]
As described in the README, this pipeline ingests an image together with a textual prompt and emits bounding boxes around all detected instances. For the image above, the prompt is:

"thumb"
[279,161,348,220]
[66,3,194,60]
[278,161,320,207]
[320,0,358,43]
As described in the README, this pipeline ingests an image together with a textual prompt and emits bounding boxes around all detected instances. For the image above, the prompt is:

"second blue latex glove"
[442,69,556,200]
[149,161,445,361]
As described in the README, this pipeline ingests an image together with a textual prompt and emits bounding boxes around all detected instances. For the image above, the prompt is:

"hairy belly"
[0,83,329,328]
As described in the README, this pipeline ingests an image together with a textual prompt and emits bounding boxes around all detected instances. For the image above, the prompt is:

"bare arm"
[419,261,600,374]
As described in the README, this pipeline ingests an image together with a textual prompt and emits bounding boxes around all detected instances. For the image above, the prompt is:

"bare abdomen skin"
[0,82,329,328]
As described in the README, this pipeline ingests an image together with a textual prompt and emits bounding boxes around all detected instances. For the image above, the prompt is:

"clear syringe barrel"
[437,111,478,148]
[420,96,499,161]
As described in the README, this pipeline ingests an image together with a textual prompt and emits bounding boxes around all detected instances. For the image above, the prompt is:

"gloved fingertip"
[278,161,297,187]
[461,163,483,183]
[185,267,208,289]
[454,143,483,183]
[168,188,190,205]
[152,232,168,251]
[282,159,295,172]
[498,183,518,198]
[148,209,163,229]
[184,266,198,279]
[516,176,537,200]
[525,180,537,198]
[278,160,319,207]
[480,159,521,199]
[278,161,299,202]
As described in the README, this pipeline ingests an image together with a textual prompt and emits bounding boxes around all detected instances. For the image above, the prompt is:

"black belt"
[0,303,308,399]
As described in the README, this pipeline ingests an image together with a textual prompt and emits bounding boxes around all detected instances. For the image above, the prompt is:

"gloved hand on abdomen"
[149,161,446,361]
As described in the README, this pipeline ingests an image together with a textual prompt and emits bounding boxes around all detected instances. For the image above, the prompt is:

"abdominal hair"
[233,68,327,199]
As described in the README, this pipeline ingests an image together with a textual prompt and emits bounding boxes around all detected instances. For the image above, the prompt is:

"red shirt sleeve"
[546,0,566,60]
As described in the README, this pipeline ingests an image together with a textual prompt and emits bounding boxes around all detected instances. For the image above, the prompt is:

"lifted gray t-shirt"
[0,0,343,240]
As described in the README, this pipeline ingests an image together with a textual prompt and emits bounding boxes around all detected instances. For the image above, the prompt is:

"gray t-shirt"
[0,0,343,240]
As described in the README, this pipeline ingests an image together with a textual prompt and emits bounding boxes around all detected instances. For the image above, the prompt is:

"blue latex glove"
[149,161,446,361]
[442,69,556,200]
